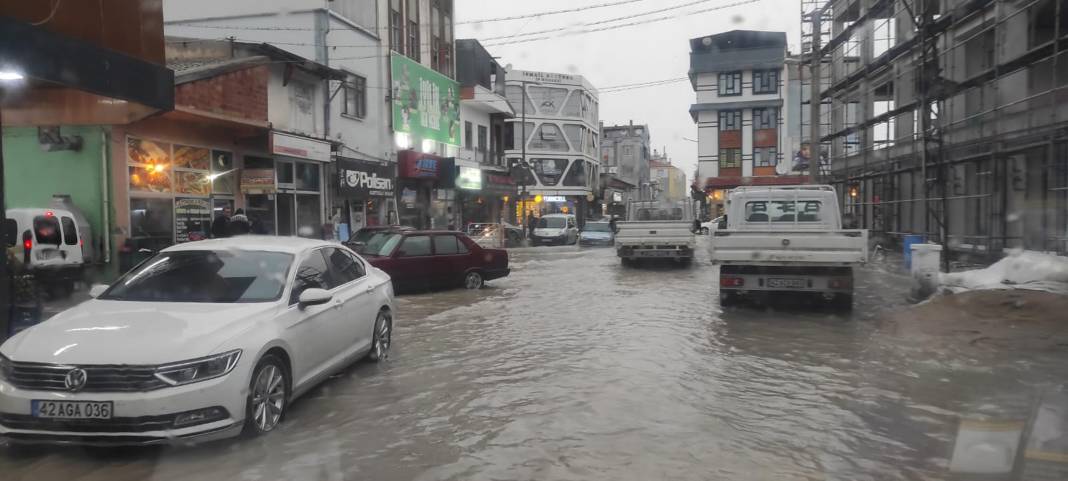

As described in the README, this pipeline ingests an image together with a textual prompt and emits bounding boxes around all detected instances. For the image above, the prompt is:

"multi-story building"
[164,0,458,230]
[455,39,516,225]
[600,122,652,216]
[689,30,805,215]
[504,69,600,226]
[649,152,688,202]
[802,0,1068,258]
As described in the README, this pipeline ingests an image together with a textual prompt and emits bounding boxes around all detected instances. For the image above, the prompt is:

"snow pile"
[939,250,1068,294]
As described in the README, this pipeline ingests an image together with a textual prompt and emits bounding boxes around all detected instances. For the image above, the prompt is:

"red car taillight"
[829,278,852,289]
[720,277,744,287]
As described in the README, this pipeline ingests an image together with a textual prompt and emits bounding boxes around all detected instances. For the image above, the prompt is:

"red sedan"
[361,230,510,292]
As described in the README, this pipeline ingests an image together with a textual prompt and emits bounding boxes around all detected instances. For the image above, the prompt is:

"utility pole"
[520,81,528,239]
[808,11,822,185]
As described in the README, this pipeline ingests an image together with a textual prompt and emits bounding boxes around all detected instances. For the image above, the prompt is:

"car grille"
[5,362,169,392]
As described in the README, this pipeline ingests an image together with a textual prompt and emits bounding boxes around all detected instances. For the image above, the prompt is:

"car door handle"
[332,299,343,309]
[365,284,375,294]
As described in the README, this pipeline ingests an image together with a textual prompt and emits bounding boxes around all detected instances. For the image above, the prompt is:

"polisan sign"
[337,158,395,198]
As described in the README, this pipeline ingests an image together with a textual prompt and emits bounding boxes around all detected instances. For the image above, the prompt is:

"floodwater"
[3,239,1068,480]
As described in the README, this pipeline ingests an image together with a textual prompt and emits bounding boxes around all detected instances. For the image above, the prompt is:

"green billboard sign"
[391,53,461,146]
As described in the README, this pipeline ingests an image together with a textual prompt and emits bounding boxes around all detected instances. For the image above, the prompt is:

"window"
[398,235,431,256]
[343,74,366,119]
[33,216,61,245]
[719,148,742,168]
[390,0,403,53]
[753,69,779,94]
[477,125,488,152]
[754,147,778,167]
[433,235,461,255]
[130,198,174,249]
[456,237,469,254]
[406,0,419,61]
[719,110,742,131]
[276,160,295,186]
[60,216,78,245]
[744,201,823,223]
[753,108,777,130]
[563,160,587,186]
[290,250,329,304]
[101,250,294,303]
[295,162,321,191]
[324,247,365,288]
[464,121,473,149]
[532,158,569,185]
[718,71,742,96]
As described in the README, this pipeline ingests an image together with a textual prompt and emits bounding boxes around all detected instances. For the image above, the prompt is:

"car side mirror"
[298,288,333,307]
[88,284,109,298]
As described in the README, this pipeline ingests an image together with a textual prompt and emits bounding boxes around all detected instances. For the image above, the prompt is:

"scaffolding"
[802,0,1068,262]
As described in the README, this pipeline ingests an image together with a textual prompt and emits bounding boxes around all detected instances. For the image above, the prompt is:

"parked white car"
[0,236,394,445]
[531,214,578,246]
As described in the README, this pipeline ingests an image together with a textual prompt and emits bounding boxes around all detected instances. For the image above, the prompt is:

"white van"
[4,208,86,292]
[531,213,578,246]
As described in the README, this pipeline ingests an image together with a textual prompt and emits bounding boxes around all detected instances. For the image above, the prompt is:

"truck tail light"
[829,278,852,289]
[720,277,744,287]
[22,231,33,264]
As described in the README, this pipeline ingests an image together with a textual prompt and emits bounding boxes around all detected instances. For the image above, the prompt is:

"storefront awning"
[0,16,174,126]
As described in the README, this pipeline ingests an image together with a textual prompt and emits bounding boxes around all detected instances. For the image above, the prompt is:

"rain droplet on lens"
[732,15,744,24]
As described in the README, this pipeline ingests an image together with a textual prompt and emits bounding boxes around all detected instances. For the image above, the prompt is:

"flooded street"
[4,239,1068,481]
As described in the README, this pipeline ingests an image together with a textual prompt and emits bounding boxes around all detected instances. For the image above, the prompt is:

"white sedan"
[0,237,394,445]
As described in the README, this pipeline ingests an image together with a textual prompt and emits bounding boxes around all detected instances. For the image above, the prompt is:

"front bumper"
[0,370,247,446]
[579,238,613,247]
[531,236,568,246]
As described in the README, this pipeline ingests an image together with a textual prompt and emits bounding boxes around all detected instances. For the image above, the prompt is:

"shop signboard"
[272,131,331,162]
[338,158,395,198]
[391,53,461,146]
[543,196,567,203]
[175,198,212,243]
[241,169,276,193]
[457,166,481,191]
[483,172,516,195]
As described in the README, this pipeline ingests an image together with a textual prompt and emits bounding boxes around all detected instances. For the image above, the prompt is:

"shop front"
[337,157,397,238]
[241,132,331,238]
[397,150,456,229]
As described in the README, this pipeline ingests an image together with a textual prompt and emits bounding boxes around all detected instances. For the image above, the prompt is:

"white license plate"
[32,400,113,419]
[767,278,808,289]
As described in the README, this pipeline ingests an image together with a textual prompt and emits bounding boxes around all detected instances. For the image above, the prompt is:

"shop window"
[563,160,587,186]
[130,197,174,250]
[127,137,172,193]
[211,150,235,195]
[61,216,78,245]
[276,161,295,187]
[295,162,321,191]
[245,195,276,235]
[297,194,322,238]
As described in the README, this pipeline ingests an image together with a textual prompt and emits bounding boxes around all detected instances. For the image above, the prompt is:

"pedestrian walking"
[211,206,231,238]
[229,208,251,236]
[527,213,538,239]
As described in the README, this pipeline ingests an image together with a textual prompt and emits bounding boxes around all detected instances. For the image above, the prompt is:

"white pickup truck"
[711,185,868,309]
[615,200,697,266]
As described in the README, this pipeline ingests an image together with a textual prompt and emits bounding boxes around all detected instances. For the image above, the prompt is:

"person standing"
[211,206,231,238]
[527,213,538,240]
[229,208,251,236]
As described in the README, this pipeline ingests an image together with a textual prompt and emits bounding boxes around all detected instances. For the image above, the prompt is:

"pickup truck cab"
[711,185,868,309]
[614,200,697,265]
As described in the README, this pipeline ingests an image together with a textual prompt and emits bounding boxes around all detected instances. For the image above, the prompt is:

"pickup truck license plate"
[32,400,113,419]
[767,278,807,289]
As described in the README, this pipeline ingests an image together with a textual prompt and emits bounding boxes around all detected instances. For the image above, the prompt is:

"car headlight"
[154,350,242,386]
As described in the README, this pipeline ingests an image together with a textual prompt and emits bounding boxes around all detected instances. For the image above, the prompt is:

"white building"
[504,69,600,225]
[689,30,805,214]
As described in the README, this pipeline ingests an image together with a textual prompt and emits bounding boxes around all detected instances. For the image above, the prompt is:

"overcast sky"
[456,0,801,183]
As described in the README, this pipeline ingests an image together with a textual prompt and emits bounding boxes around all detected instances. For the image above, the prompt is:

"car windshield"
[349,228,382,244]
[100,250,292,302]
[362,233,403,256]
[584,223,611,232]
[537,218,566,228]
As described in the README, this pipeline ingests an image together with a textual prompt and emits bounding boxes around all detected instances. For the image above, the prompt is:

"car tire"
[242,355,289,437]
[464,270,484,289]
[368,310,392,362]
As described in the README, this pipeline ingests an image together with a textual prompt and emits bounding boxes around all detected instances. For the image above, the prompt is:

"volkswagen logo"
[64,368,88,392]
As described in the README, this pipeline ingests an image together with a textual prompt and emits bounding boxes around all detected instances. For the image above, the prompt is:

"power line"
[456,0,645,25]
[600,77,689,92]
[480,0,720,42]
[483,0,762,47]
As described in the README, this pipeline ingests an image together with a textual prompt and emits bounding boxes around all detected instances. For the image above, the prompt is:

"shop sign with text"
[338,158,395,198]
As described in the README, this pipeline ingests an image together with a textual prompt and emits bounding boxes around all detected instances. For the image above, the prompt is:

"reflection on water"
[2,240,1068,481]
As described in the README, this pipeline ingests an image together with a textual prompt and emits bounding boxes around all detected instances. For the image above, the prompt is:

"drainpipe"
[100,130,111,264]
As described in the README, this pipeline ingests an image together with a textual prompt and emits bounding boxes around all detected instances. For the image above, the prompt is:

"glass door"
[277,193,295,236]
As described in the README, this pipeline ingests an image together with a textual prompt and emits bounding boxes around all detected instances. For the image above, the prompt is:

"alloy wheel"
[464,271,483,289]
[251,364,286,432]
[371,311,392,362]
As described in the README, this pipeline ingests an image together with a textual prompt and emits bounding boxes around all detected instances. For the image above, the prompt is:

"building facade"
[649,153,688,202]
[455,39,516,227]
[600,122,652,216]
[689,30,805,215]
[802,0,1068,257]
[504,69,600,226]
